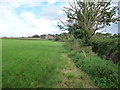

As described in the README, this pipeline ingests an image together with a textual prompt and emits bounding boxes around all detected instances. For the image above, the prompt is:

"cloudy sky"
[0,0,119,37]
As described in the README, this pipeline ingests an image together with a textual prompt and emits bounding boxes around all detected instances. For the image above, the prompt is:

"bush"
[91,36,119,64]
[54,37,60,41]
[65,39,86,52]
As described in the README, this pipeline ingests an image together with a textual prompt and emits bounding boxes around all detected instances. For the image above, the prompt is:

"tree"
[58,0,119,45]
[28,36,31,38]
[96,32,103,36]
[103,33,112,37]
[32,35,40,38]
[111,34,118,38]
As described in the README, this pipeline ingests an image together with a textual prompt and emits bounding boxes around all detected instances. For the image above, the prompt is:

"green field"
[2,39,96,88]
[0,39,2,89]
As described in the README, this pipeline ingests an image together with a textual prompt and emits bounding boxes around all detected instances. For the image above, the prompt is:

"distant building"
[41,35,54,39]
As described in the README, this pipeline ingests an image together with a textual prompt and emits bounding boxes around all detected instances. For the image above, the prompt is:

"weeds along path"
[56,53,97,88]
[3,39,97,88]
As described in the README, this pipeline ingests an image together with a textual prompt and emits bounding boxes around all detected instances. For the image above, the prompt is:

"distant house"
[41,35,54,39]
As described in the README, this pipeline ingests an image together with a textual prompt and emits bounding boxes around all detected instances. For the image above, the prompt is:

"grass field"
[0,39,2,89]
[2,39,96,88]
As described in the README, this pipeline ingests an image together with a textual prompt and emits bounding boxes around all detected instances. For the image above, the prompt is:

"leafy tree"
[96,32,103,36]
[48,34,54,37]
[103,33,112,37]
[54,36,60,41]
[32,35,40,38]
[28,36,31,38]
[58,0,119,45]
[111,34,118,38]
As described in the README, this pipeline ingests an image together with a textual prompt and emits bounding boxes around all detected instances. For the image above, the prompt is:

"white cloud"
[0,0,67,37]
[0,8,34,37]
[40,3,66,20]
[0,0,67,6]
[20,11,64,35]
[0,0,117,37]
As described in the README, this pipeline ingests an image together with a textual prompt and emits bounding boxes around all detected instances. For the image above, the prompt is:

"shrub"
[91,36,119,64]
[54,37,60,41]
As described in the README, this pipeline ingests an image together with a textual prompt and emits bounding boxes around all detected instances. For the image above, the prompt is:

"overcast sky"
[0,0,119,37]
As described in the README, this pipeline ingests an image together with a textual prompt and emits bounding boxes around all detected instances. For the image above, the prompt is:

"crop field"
[2,39,96,88]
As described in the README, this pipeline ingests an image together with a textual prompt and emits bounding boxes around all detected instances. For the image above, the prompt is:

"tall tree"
[58,0,119,45]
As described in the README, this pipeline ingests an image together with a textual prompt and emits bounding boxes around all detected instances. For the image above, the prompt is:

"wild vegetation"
[2,0,119,88]
[64,44,119,88]
[57,0,119,88]
[52,32,119,88]
[91,34,119,64]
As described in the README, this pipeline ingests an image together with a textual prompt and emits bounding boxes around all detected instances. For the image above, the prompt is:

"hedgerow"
[91,36,119,64]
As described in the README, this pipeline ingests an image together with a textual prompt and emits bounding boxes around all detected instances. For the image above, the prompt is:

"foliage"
[91,36,119,64]
[66,47,119,88]
[31,35,40,38]
[96,32,112,37]
[111,34,118,38]
[54,36,61,41]
[58,0,119,45]
[54,33,74,42]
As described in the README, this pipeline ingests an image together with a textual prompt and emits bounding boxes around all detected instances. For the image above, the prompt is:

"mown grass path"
[2,39,96,88]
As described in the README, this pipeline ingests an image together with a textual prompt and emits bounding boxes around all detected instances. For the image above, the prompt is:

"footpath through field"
[56,53,97,88]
